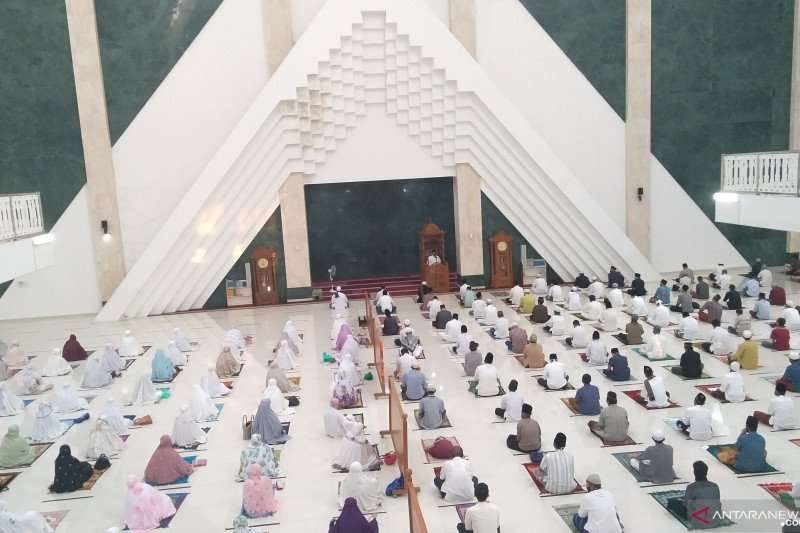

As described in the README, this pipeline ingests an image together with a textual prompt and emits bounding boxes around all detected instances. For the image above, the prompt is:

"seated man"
[729,331,759,370]
[434,449,477,502]
[727,308,751,336]
[588,391,630,443]
[699,294,723,324]
[458,281,468,303]
[750,293,771,320]
[670,286,694,314]
[702,319,734,355]
[600,300,619,331]
[432,304,452,329]
[537,354,569,390]
[758,266,773,288]
[677,393,713,441]
[567,287,583,311]
[628,294,647,317]
[653,279,671,306]
[382,310,399,336]
[630,430,675,484]
[457,483,499,533]
[543,311,566,336]
[713,268,732,290]
[473,353,501,397]
[608,266,625,288]
[470,292,487,320]
[672,343,703,378]
[418,385,446,430]
[424,437,461,460]
[522,334,545,369]
[627,272,647,297]
[692,276,710,300]
[463,286,476,308]
[732,416,768,473]
[582,295,603,321]
[763,318,791,351]
[573,474,623,533]
[495,379,524,422]
[754,382,796,430]
[639,366,670,408]
[585,331,608,366]
[506,403,541,453]
[489,311,509,339]
[781,302,800,331]
[642,326,668,359]
[417,280,432,304]
[607,284,624,308]
[506,323,528,354]
[532,274,547,295]
[535,433,577,494]
[648,301,671,328]
[565,320,590,348]
[548,282,564,303]
[519,289,535,314]
[574,272,591,289]
[668,461,721,529]
[376,290,396,314]
[710,362,746,403]
[507,284,523,307]
[602,349,630,381]
[724,284,743,310]
[463,342,483,377]
[400,363,427,401]
[676,312,699,340]
[483,299,498,326]
[589,277,605,299]
[453,325,474,355]
[786,253,800,276]
[617,315,644,345]
[530,297,550,324]
[779,352,800,391]
[741,276,759,298]
[394,347,416,380]
[394,320,422,354]
[426,294,441,316]
[568,374,601,416]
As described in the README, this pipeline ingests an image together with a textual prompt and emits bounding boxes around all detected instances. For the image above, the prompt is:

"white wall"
[716,193,800,233]
[113,0,269,270]
[0,188,101,320]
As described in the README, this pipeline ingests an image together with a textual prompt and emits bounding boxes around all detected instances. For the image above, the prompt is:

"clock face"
[496,241,508,252]
[257,258,269,269]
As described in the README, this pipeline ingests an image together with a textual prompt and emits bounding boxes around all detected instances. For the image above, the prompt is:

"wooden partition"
[406,469,429,533]
[380,377,409,491]
[364,293,388,398]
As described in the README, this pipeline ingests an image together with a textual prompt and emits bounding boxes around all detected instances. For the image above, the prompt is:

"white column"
[453,163,484,277]
[262,0,293,75]
[625,0,652,258]
[788,0,800,253]
[448,0,476,58]
[64,0,126,302]
[279,173,311,292]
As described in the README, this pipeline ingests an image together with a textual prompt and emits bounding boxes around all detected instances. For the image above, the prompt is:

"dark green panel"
[203,207,286,309]
[0,1,86,230]
[305,178,456,280]
[652,0,793,265]
[96,0,222,142]
[519,0,626,118]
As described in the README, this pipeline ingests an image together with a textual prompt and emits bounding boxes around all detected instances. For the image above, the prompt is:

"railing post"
[9,198,16,239]
[755,153,761,194]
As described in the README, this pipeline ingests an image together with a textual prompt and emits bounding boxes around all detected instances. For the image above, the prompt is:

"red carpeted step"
[313,272,459,297]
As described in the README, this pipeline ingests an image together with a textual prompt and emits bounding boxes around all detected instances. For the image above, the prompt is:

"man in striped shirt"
[535,432,577,494]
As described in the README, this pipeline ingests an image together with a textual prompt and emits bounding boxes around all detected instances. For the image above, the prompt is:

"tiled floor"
[1,267,798,532]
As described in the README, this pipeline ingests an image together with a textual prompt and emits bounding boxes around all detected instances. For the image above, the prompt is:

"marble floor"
[0,268,799,532]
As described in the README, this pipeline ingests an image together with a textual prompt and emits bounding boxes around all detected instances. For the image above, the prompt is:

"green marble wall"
[519,0,626,118]
[95,0,223,142]
[652,0,793,265]
[305,178,457,280]
[0,1,86,231]
[204,207,286,309]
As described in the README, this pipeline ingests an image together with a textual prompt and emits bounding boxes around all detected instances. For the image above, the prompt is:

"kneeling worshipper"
[173,328,192,352]
[171,404,207,448]
[41,349,72,377]
[395,322,423,357]
[151,350,178,383]
[49,445,93,493]
[699,294,723,324]
[166,341,187,367]
[339,353,361,388]
[237,434,280,481]
[0,425,34,468]
[0,501,54,533]
[628,295,647,317]
[124,474,177,531]
[435,451,478,502]
[0,383,24,417]
[61,334,88,363]
[252,399,290,445]
[335,321,353,352]
[453,325,474,356]
[339,461,383,513]
[667,461,723,529]
[50,383,88,413]
[506,403,541,455]
[567,287,582,312]
[569,374,601,416]
[642,326,669,359]
[754,382,796,430]
[10,368,53,396]
[543,311,566,336]
[647,301,671,328]
[588,392,630,444]
[217,345,243,377]
[339,333,362,365]
[331,369,360,409]
[672,343,703,378]
[534,433,577,494]
[491,311,510,340]
[190,384,219,423]
[81,354,112,389]
[329,497,378,533]
[266,359,299,394]
[573,474,623,533]
[201,364,231,398]
[120,330,144,358]
[333,423,380,472]
[98,343,124,375]
[729,330,760,370]
[676,393,713,441]
[128,372,161,405]
[779,352,800,391]
[401,362,427,401]
[24,401,67,443]
[418,384,446,429]
[473,353,501,396]
[729,416,768,473]
[86,415,125,459]
[638,366,671,408]
[144,435,194,486]
[566,320,591,348]
[3,341,27,367]
[382,310,399,336]
[507,323,528,354]
[324,408,357,439]
[585,331,608,366]
[281,320,303,354]
[263,378,294,416]
[100,397,131,435]
[425,437,461,461]
[703,320,735,356]
[462,343,482,377]
[495,379,524,422]
[457,483,500,533]
[630,430,675,484]
[242,463,279,518]
[710,362,746,403]
[538,353,569,390]
[521,334,545,369]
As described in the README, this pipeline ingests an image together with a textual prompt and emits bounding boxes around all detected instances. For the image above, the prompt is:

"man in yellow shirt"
[728,330,760,370]
[519,289,535,314]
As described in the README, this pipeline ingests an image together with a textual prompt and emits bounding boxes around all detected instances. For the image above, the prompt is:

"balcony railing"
[0,193,44,242]
[721,151,800,195]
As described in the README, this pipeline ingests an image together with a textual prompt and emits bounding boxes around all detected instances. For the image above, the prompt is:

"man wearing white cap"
[630,430,675,484]
[567,287,582,311]
[507,283,523,307]
[647,301,671,328]
[573,474,622,533]
[711,362,746,402]
[547,283,564,303]
[532,274,547,295]
[331,287,349,314]
[589,277,605,299]
[470,292,487,320]
[779,352,800,392]
[483,300,498,326]
[729,330,760,370]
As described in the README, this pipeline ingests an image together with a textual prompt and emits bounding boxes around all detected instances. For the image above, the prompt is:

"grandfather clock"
[251,246,279,305]
[489,231,513,288]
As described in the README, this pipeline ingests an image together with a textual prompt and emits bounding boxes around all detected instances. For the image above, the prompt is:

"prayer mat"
[595,431,640,447]
[601,373,642,386]
[122,358,136,371]
[622,390,680,410]
[790,438,800,447]
[155,456,201,486]
[9,442,53,468]
[455,503,475,523]
[758,482,797,510]
[173,427,211,450]
[612,333,644,346]
[41,510,69,530]
[591,322,622,333]
[79,466,110,491]
[704,444,782,477]
[221,380,234,390]
[536,379,575,392]
[512,355,544,373]
[666,367,713,380]
[629,347,676,362]
[336,390,363,409]
[552,504,581,533]
[694,384,755,403]
[611,451,681,485]
[558,339,580,350]
[413,409,452,430]
[0,472,19,491]
[649,489,735,530]
[522,462,585,496]
[288,376,301,387]
[7,368,21,379]
[559,397,594,417]
[467,379,506,397]
[713,355,763,371]
[21,398,35,407]
[422,437,460,464]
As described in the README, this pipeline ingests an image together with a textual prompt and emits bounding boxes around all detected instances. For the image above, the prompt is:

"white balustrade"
[721,151,800,195]
[0,193,44,241]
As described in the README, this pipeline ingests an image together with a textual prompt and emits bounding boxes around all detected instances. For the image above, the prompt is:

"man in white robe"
[532,275,547,295]
[648,302,671,327]
[508,284,524,307]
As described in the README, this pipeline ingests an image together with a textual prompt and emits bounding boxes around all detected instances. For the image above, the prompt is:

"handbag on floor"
[242,415,254,440]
